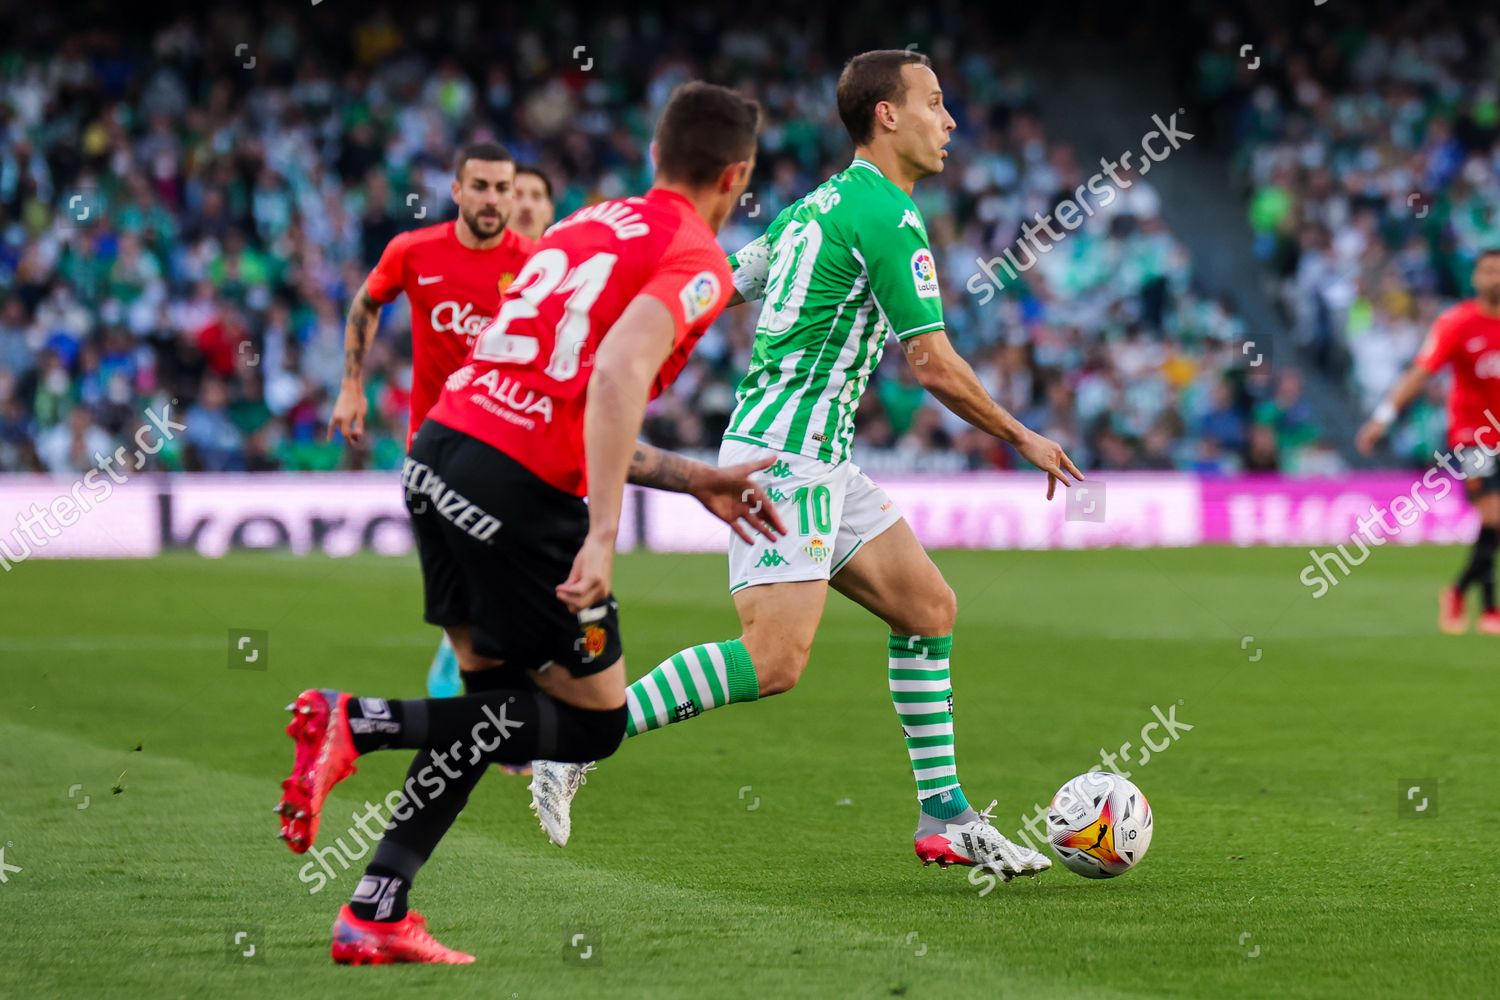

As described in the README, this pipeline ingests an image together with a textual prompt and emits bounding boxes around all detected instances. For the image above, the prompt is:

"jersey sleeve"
[364,232,410,304]
[637,244,733,345]
[856,203,945,340]
[727,233,771,302]
[1415,308,1461,373]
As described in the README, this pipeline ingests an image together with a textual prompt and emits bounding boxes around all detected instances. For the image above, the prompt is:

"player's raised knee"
[887,582,957,637]
[933,583,958,634]
[747,640,812,696]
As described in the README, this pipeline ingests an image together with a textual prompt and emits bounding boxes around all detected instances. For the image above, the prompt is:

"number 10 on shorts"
[793,485,833,535]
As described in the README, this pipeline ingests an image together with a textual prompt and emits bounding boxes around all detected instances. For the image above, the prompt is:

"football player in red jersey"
[328,143,534,700]
[1359,249,1500,633]
[487,160,559,773]
[329,141,533,451]
[509,165,556,242]
[274,82,773,964]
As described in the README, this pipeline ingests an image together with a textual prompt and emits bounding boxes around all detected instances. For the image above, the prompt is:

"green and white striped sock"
[889,633,971,821]
[625,639,760,737]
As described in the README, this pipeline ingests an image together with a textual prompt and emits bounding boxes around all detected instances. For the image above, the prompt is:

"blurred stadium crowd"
[0,4,1480,476]
[1200,3,1500,464]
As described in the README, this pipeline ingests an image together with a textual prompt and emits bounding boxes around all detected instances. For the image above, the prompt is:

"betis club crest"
[803,537,831,564]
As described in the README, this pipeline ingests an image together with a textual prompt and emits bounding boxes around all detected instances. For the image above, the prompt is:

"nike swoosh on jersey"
[417,275,444,286]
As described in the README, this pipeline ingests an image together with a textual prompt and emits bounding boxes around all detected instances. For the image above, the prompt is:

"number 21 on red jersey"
[471,248,619,382]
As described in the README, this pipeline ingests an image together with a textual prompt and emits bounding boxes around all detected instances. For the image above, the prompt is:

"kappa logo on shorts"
[765,460,794,479]
[765,487,790,503]
[754,549,790,568]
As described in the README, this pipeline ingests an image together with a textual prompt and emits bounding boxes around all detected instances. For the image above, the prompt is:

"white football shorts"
[720,437,903,594]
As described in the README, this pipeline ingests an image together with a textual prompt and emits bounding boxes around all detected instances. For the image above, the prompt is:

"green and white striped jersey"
[724,158,945,464]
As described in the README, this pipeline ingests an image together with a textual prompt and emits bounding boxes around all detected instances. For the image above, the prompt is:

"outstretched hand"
[690,456,788,544]
[1015,431,1084,499]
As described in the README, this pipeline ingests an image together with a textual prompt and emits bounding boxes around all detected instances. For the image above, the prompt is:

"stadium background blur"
[0,1,1495,478]
[6,5,1499,995]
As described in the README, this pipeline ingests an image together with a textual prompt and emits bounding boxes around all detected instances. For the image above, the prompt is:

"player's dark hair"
[653,82,760,187]
[1479,247,1500,262]
[453,142,514,178]
[515,165,554,201]
[837,49,933,146]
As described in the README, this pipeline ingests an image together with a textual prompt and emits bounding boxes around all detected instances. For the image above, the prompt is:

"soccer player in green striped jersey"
[530,50,1081,878]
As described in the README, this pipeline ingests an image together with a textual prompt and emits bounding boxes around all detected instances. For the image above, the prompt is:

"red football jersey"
[1415,300,1500,447]
[365,222,534,447]
[426,188,732,496]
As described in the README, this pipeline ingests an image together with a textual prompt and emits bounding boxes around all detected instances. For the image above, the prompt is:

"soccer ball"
[1046,771,1153,878]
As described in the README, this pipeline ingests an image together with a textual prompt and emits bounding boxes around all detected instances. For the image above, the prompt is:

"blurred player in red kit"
[509,165,556,242]
[330,142,534,451]
[275,82,780,964]
[327,143,535,698]
[1359,249,1500,633]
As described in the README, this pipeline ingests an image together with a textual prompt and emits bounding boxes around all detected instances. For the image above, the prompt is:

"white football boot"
[528,760,594,847]
[913,799,1052,880]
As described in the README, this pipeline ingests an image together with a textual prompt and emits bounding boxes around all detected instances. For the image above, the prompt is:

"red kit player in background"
[330,142,533,451]
[274,82,776,964]
[1359,248,1500,633]
[328,143,533,698]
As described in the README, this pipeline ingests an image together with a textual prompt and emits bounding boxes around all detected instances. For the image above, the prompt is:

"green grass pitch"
[2,546,1495,998]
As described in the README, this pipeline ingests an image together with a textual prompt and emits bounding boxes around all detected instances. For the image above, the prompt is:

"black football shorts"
[403,419,621,677]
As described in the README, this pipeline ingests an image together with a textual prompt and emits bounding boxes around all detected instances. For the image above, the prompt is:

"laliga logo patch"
[910,249,939,298]
[680,271,721,323]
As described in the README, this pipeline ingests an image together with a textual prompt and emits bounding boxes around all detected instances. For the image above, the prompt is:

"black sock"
[348,691,626,920]
[1456,526,1499,609]
[349,866,411,922]
[345,696,428,755]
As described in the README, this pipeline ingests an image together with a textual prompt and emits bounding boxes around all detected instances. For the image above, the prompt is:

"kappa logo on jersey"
[680,271,721,324]
[431,300,495,338]
[910,249,940,299]
[899,209,924,233]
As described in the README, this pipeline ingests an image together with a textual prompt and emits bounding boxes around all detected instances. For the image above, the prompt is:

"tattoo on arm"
[627,443,699,493]
[343,288,381,382]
